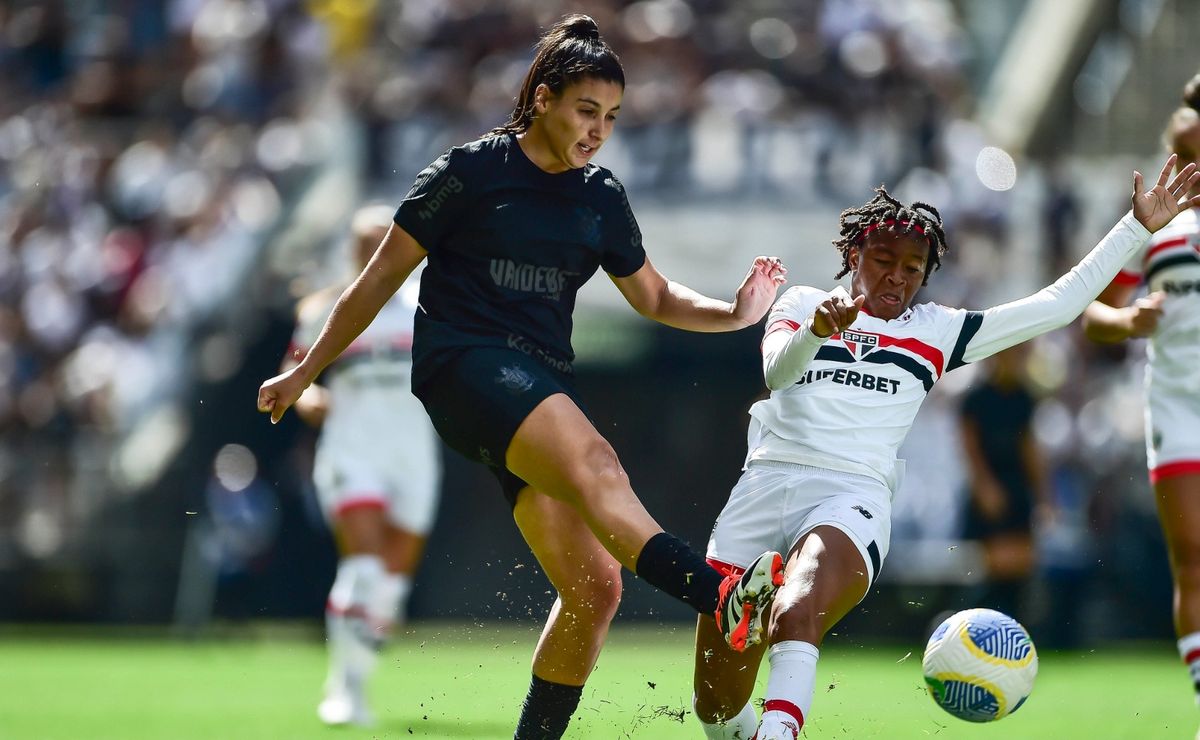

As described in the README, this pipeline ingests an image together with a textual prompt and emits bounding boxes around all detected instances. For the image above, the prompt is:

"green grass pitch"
[0,623,1194,738]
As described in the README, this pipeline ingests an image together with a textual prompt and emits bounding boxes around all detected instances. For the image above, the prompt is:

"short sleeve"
[393,147,473,252]
[598,175,646,277]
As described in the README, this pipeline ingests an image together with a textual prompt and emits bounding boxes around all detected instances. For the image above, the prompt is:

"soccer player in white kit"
[1084,85,1200,728]
[286,206,441,726]
[691,155,1200,740]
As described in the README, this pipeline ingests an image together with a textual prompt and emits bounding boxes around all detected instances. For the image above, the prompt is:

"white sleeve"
[958,211,1151,365]
[762,286,831,391]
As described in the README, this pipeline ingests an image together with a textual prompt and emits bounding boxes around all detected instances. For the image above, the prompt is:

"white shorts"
[1146,388,1200,483]
[313,436,441,535]
[706,461,892,587]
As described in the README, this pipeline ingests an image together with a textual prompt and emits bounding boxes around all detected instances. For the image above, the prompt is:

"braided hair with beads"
[832,186,949,286]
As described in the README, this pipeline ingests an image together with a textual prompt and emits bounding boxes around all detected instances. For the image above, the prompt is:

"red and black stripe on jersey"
[1145,236,1200,283]
[810,311,983,392]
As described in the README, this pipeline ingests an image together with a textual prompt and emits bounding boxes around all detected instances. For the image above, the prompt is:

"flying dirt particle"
[652,705,687,723]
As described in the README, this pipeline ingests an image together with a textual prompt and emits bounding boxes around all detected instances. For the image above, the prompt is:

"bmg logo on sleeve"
[418,175,464,220]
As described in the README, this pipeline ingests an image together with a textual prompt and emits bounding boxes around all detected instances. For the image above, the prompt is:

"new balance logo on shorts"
[852,505,873,520]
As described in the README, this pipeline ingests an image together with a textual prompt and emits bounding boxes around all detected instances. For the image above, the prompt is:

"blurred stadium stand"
[0,0,1188,645]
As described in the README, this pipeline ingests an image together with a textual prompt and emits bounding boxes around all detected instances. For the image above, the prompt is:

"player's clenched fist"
[812,287,865,338]
[1126,291,1165,338]
[257,367,311,424]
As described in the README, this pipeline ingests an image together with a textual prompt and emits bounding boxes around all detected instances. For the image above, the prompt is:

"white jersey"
[749,289,976,490]
[1114,208,1200,478]
[1116,208,1200,396]
[750,212,1151,492]
[291,272,441,531]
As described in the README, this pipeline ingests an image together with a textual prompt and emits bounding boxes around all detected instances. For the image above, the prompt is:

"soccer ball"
[921,608,1038,722]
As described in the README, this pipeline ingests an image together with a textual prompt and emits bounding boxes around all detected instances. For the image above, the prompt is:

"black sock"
[513,674,584,740]
[634,532,723,615]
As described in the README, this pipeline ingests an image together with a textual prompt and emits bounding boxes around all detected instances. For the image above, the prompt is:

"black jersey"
[394,134,646,392]
[961,381,1036,496]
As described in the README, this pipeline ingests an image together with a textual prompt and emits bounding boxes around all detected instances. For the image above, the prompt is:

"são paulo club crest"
[835,329,880,360]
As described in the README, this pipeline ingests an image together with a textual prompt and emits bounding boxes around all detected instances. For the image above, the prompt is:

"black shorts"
[414,346,585,508]
[962,486,1034,540]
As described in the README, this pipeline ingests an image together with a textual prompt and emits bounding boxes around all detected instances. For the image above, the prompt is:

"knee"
[767,593,826,646]
[692,687,746,725]
[1172,543,1200,586]
[382,524,427,567]
[563,438,628,500]
[559,563,623,623]
[335,509,388,556]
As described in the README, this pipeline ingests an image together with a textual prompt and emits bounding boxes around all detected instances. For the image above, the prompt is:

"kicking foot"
[716,550,784,651]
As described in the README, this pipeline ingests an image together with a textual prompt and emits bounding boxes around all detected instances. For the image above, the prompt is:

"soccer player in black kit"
[257,15,786,739]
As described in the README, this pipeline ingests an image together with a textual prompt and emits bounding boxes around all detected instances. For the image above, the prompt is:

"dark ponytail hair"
[1185,71,1200,111]
[488,14,624,137]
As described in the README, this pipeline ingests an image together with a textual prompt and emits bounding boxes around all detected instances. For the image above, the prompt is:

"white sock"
[694,697,757,740]
[1178,632,1200,705]
[325,559,357,692]
[368,572,412,642]
[756,641,819,739]
[325,555,387,693]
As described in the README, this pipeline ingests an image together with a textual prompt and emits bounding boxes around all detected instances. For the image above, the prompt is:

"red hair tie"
[860,219,927,240]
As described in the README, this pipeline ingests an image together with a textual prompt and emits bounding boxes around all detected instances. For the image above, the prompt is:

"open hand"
[1132,154,1200,233]
[812,287,866,337]
[731,256,787,326]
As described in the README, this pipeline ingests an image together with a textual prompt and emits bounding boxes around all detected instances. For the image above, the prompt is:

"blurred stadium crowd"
[0,0,1181,644]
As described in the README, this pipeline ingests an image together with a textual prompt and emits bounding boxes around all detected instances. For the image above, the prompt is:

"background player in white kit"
[285,205,441,726]
[690,155,1200,740]
[1084,76,1200,727]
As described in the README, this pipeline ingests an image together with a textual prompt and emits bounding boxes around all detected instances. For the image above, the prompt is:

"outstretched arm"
[257,224,427,423]
[961,156,1199,364]
[611,255,787,332]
